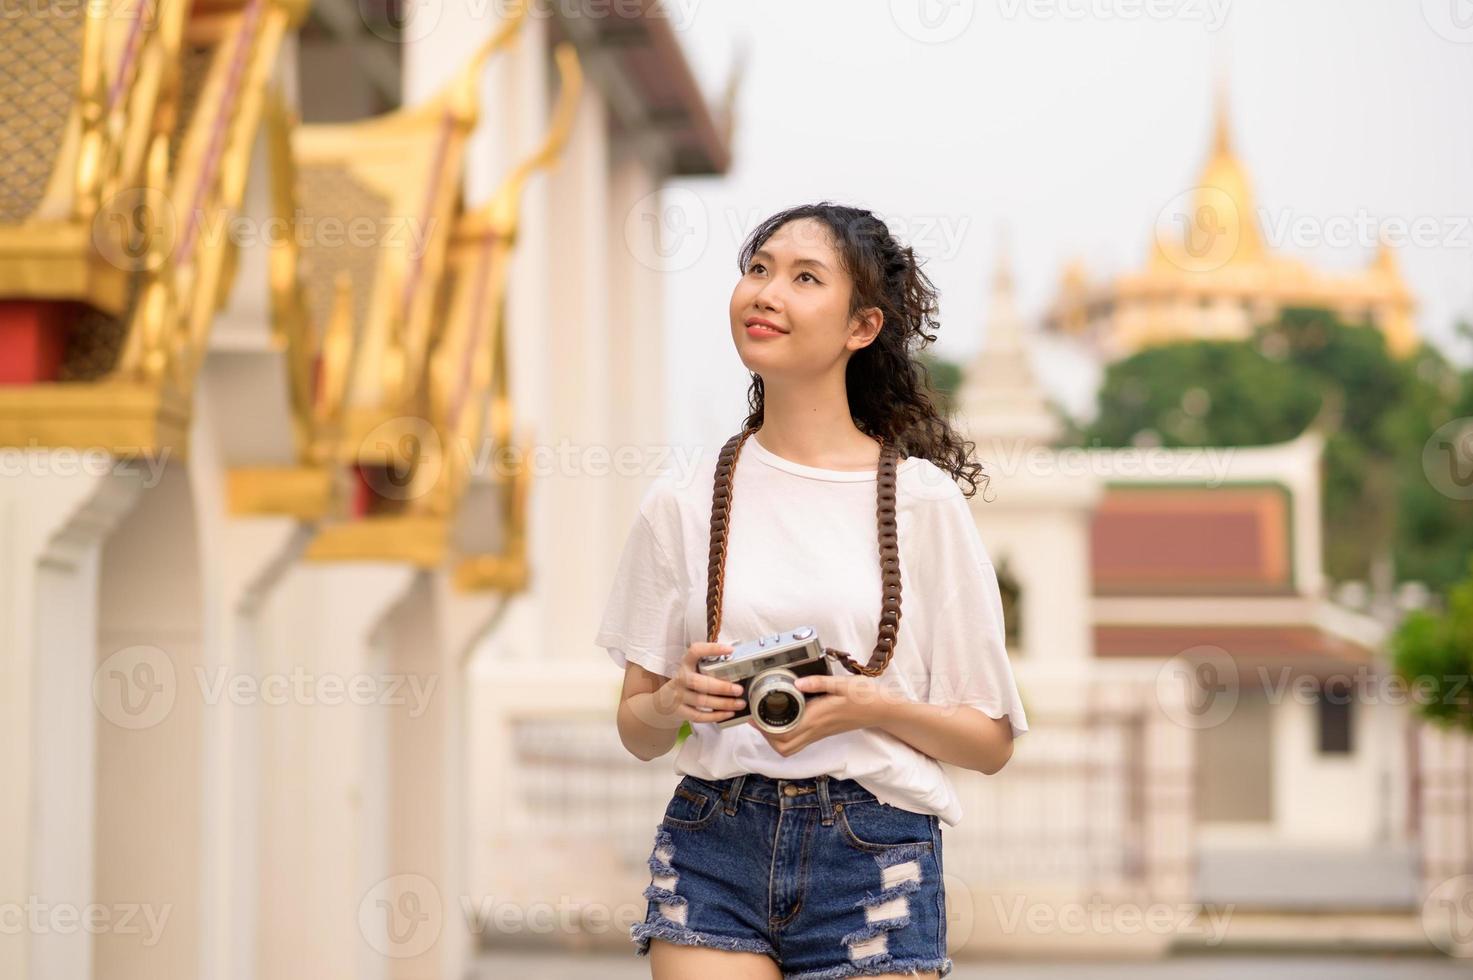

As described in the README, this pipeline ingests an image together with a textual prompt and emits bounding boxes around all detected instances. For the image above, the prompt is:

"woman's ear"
[849,306,885,350]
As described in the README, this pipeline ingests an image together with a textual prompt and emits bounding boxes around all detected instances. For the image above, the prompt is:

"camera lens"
[748,669,803,733]
[757,690,799,728]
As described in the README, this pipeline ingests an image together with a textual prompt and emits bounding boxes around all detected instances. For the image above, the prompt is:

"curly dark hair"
[735,202,989,499]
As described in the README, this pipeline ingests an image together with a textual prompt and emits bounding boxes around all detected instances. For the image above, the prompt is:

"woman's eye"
[744,263,817,283]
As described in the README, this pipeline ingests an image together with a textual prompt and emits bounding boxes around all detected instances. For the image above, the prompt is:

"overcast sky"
[652,0,1473,440]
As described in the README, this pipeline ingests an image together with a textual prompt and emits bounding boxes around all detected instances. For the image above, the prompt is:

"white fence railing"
[473,680,1194,936]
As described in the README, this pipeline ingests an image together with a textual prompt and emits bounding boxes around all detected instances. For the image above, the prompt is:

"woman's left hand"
[751,672,892,756]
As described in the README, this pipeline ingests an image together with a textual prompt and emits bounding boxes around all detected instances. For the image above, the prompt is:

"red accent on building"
[1094,624,1373,666]
[0,301,75,383]
[1091,486,1292,594]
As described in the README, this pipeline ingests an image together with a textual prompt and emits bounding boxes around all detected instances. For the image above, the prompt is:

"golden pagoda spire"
[1155,69,1265,272]
[1212,70,1233,158]
[1372,237,1403,279]
[1057,48,1421,362]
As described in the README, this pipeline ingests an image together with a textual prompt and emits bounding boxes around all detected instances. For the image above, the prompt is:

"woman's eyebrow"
[752,249,831,273]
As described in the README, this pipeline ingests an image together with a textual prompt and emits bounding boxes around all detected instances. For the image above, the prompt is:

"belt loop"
[723,774,747,815]
[817,774,834,826]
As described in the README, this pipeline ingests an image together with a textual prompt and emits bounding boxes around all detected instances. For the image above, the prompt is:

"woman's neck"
[754,385,879,470]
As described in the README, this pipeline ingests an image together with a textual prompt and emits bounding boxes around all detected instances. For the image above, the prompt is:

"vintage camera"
[697,626,833,734]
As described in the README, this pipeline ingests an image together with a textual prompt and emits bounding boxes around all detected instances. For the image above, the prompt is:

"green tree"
[1085,340,1319,448]
[1381,339,1473,588]
[1392,555,1473,731]
[919,351,963,417]
[1255,308,1411,578]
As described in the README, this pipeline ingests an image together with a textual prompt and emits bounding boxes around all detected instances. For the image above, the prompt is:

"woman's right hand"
[651,642,747,726]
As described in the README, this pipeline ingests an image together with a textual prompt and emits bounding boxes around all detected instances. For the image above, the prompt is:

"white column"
[605,147,667,525]
[202,519,311,980]
[256,561,416,979]
[92,463,206,980]
[377,573,498,980]
[543,83,613,669]
[0,457,145,980]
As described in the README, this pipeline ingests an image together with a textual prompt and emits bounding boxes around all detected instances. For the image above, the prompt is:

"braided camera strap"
[705,425,902,677]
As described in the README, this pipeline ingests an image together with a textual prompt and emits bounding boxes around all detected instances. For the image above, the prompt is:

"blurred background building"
[1044,88,1419,362]
[0,1,729,978]
[3,1,1473,978]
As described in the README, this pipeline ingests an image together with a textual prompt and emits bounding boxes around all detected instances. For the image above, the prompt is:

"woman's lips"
[745,323,786,338]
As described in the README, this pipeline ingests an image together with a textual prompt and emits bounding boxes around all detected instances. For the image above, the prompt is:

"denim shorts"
[630,772,952,979]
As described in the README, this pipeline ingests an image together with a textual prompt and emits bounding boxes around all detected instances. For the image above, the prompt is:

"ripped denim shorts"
[631,772,952,980]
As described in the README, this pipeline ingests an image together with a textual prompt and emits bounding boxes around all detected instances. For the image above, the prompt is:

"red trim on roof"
[1092,486,1292,594]
[1094,624,1373,664]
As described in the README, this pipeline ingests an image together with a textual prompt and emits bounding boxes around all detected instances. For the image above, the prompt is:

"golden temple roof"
[1151,84,1266,273]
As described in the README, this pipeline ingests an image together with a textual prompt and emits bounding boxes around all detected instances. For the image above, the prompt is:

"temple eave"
[304,516,449,567]
[0,381,191,456]
[0,227,135,316]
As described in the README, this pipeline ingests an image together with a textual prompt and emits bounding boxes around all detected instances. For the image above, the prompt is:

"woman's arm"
[616,642,746,761]
[761,673,1017,776]
[872,699,1015,775]
[616,663,683,761]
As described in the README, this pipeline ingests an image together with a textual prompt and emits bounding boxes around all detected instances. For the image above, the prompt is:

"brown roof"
[1094,624,1374,667]
[594,2,732,176]
[1091,485,1294,595]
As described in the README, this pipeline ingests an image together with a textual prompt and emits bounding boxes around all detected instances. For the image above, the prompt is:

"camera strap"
[705,424,902,677]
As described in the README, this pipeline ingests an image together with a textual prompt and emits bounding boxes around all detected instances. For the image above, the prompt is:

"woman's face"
[728,217,881,377]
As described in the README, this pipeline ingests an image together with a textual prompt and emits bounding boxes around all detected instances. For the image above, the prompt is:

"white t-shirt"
[594,431,1029,828]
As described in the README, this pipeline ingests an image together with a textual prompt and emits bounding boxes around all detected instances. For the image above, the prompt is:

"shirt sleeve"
[923,500,1029,739]
[594,492,689,679]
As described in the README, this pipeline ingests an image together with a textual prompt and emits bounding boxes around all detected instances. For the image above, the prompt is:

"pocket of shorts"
[661,779,722,830]
[833,800,936,853]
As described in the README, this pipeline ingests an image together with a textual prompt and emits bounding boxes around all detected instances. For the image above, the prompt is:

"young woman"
[596,202,1028,980]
